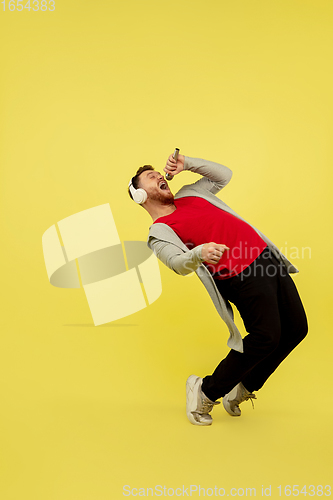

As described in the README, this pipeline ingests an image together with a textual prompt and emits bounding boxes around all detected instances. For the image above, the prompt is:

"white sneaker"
[223,382,257,416]
[186,375,221,426]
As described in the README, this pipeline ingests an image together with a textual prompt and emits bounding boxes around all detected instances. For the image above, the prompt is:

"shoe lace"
[201,397,221,414]
[243,392,257,409]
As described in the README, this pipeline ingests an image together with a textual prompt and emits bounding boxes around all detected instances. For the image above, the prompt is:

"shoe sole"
[186,375,212,426]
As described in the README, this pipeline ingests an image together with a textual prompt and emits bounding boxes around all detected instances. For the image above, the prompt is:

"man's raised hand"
[201,242,230,264]
[163,153,185,177]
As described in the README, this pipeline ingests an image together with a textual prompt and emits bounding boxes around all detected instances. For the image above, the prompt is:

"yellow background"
[1,0,332,498]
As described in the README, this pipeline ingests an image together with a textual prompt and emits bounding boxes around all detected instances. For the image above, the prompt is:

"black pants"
[201,246,308,401]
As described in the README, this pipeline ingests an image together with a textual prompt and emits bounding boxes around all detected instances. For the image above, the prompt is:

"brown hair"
[128,164,155,204]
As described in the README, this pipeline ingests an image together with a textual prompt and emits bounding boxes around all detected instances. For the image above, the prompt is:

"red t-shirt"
[153,196,267,279]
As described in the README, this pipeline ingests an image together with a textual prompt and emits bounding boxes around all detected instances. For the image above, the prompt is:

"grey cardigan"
[146,156,299,353]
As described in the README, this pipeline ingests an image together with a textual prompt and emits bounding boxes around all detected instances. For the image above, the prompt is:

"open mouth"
[159,181,168,190]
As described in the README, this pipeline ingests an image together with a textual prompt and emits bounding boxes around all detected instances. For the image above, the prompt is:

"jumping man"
[128,152,308,426]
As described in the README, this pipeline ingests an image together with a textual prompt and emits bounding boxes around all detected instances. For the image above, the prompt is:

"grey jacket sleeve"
[182,156,233,194]
[148,237,205,276]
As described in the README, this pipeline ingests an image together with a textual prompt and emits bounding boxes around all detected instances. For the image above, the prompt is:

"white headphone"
[128,177,148,204]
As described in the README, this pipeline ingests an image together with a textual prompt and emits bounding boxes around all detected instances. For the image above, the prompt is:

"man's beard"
[149,188,174,205]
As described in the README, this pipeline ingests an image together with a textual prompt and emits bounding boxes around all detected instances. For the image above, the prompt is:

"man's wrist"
[183,155,190,171]
[194,244,205,262]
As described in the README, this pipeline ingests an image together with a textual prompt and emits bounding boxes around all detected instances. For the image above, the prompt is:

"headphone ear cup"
[133,188,147,204]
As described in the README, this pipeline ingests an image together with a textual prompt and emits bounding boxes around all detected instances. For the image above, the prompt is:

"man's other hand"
[201,242,230,264]
[163,153,185,177]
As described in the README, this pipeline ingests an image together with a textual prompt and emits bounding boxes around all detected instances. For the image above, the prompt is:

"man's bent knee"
[244,329,281,357]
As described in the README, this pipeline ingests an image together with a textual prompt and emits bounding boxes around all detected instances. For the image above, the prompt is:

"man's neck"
[150,202,177,222]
